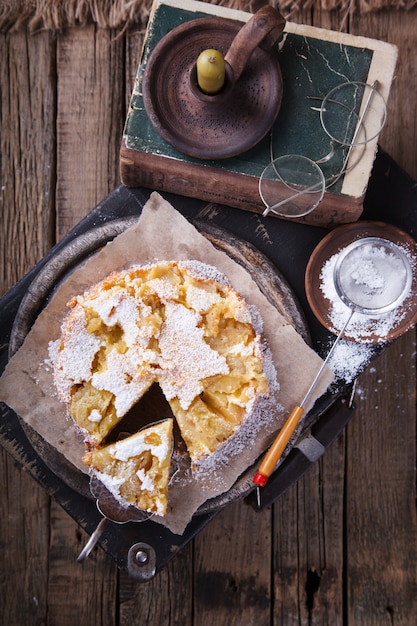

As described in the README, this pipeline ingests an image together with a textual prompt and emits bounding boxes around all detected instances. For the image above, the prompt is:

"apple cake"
[82,418,173,516]
[49,260,271,513]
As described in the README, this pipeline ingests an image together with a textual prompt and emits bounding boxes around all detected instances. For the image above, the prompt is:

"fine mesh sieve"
[333,237,412,316]
[253,236,414,491]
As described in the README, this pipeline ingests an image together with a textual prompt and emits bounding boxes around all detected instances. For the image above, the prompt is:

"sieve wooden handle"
[253,405,304,487]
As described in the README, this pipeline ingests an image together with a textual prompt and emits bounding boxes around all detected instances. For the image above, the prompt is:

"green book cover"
[121,0,397,227]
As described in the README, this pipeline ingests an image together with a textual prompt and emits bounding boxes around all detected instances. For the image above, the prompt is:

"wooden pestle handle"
[253,404,304,487]
[224,6,286,83]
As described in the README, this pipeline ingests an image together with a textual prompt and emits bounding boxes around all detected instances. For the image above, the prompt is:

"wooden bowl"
[305,221,417,343]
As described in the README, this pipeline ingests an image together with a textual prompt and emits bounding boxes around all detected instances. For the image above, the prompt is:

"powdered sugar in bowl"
[305,222,417,344]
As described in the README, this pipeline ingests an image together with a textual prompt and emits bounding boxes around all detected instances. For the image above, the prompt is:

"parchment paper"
[0,193,333,534]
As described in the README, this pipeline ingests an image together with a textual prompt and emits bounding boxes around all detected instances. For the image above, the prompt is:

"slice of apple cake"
[82,418,173,516]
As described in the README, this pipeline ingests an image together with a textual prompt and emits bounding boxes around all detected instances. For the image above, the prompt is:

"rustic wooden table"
[1,4,417,625]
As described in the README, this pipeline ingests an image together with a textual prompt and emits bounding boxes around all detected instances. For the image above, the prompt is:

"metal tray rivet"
[135,549,149,564]
[127,542,156,581]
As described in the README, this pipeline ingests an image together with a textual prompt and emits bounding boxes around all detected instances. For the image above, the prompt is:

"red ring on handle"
[253,472,268,487]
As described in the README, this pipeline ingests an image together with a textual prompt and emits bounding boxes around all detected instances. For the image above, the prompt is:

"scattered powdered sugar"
[350,259,385,292]
[185,284,222,313]
[228,341,255,357]
[87,290,153,349]
[247,304,264,335]
[178,260,231,286]
[145,277,180,302]
[48,309,102,402]
[94,470,125,498]
[47,339,59,369]
[157,301,229,409]
[136,469,154,492]
[92,348,156,417]
[58,311,102,382]
[113,428,169,463]
[327,340,376,383]
[88,409,103,423]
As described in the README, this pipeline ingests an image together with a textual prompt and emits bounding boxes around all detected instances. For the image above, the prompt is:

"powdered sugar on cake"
[157,301,229,410]
[50,309,102,402]
[179,259,231,286]
[112,427,170,463]
[92,348,156,416]
[87,290,153,348]
[185,284,222,313]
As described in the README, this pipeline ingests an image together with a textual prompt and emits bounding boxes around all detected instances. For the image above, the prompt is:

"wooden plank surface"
[1,4,417,625]
[193,501,272,625]
[0,28,55,626]
[348,10,417,624]
[56,25,125,233]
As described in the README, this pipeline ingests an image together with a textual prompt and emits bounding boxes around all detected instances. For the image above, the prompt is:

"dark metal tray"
[1,149,416,580]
